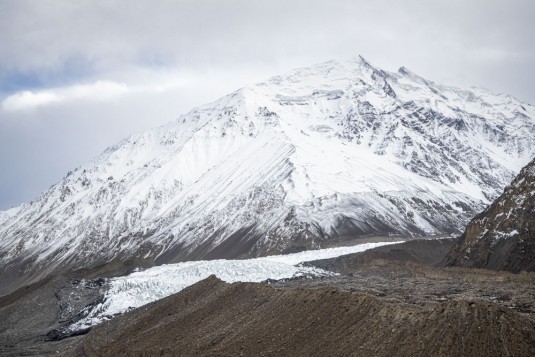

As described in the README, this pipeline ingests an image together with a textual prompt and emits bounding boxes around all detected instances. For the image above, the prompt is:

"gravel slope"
[84,275,535,357]
[2,239,534,356]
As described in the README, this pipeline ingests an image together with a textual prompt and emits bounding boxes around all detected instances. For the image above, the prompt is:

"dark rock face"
[447,158,535,272]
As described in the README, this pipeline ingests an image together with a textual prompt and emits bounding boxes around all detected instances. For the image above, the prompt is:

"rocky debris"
[83,275,535,357]
[307,237,455,271]
[1,239,534,356]
[0,259,149,356]
[0,276,83,357]
[289,239,535,314]
[446,157,535,272]
[46,278,108,341]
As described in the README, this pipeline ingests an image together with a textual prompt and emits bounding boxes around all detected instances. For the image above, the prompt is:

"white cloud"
[0,74,201,112]
[2,80,129,111]
[2,90,62,111]
[0,64,279,113]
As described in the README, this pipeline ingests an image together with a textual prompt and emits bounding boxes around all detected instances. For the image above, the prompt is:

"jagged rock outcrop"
[447,158,535,272]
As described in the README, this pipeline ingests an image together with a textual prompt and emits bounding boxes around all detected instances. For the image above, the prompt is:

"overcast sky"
[0,0,534,210]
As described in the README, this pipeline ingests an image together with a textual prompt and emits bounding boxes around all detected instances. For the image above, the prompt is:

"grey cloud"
[1,1,533,93]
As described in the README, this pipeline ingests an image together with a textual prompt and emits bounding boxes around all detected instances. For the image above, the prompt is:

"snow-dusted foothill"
[1,56,534,294]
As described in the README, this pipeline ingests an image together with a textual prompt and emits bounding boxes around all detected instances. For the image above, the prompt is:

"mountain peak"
[356,54,373,66]
[1,56,534,295]
[398,66,411,75]
[397,66,429,83]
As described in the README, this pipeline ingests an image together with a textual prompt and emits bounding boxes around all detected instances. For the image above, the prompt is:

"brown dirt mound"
[84,276,535,357]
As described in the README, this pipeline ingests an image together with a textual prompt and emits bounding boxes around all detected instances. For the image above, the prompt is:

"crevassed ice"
[68,241,402,332]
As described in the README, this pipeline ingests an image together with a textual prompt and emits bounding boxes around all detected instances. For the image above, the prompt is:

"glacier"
[66,241,402,332]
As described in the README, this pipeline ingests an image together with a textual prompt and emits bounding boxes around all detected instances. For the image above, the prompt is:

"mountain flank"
[447,157,535,272]
[1,56,534,295]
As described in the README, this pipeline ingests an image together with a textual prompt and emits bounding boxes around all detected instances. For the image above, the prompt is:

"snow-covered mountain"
[1,56,534,293]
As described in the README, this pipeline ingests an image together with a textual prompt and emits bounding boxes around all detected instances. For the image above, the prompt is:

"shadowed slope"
[447,157,535,272]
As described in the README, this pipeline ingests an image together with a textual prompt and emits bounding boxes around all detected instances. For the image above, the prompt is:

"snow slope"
[1,56,534,293]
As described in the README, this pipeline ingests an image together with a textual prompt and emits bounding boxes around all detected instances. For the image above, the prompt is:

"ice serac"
[446,157,535,272]
[1,56,534,293]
